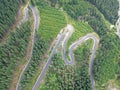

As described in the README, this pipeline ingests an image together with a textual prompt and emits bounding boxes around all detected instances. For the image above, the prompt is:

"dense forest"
[0,0,120,90]
[0,0,25,42]
[86,0,119,24]
[20,35,48,90]
[0,21,31,90]
[39,41,92,90]
[49,0,119,24]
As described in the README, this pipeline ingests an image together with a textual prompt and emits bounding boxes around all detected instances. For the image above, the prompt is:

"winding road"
[33,24,99,90]
[16,4,40,90]
[16,3,99,90]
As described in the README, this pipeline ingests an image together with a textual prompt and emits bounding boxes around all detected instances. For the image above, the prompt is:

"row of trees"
[0,0,25,41]
[0,22,31,90]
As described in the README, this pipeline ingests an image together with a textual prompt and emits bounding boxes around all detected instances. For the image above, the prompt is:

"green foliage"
[40,41,92,90]
[19,1,67,89]
[47,0,120,88]
[50,0,119,24]
[37,4,67,42]
[30,0,36,6]
[0,0,25,41]
[93,33,120,86]
[0,22,31,90]
[68,21,93,46]
[40,0,94,46]
[20,35,48,90]
[16,0,120,89]
[87,0,119,24]
[63,0,93,19]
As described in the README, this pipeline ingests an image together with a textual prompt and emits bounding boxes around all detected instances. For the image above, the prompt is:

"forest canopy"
[0,0,25,41]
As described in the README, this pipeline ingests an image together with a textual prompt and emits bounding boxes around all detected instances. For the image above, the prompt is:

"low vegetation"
[67,21,93,46]
[37,4,67,42]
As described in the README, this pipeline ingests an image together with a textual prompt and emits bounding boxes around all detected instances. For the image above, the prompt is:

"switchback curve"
[33,24,99,90]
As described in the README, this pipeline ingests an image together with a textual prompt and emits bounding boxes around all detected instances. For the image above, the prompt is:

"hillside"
[37,0,120,90]
[0,0,25,42]
[0,0,120,90]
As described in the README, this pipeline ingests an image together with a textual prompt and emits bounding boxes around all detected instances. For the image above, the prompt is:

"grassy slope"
[68,21,93,46]
[37,0,95,44]
[38,6,67,42]
[61,11,94,46]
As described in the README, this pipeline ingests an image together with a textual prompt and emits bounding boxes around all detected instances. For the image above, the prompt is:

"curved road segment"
[33,24,99,90]
[16,5,40,90]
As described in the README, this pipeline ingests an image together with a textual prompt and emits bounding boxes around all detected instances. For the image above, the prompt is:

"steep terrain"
[0,0,120,90]
[36,0,120,90]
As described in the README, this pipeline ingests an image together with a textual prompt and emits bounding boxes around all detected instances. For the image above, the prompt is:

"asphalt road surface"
[32,30,67,90]
[16,5,40,90]
[33,24,99,90]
